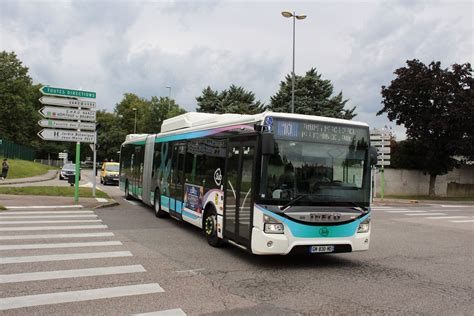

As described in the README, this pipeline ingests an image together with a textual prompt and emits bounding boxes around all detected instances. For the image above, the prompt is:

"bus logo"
[319,227,329,237]
[214,168,222,186]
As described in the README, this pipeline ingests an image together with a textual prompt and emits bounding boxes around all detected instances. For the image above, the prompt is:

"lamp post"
[281,11,307,113]
[132,108,137,134]
[165,86,172,116]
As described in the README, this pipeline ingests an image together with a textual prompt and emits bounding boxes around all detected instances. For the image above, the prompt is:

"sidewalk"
[0,169,58,186]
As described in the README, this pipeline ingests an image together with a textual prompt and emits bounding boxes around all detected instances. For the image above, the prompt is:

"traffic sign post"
[38,86,97,204]
[370,128,392,200]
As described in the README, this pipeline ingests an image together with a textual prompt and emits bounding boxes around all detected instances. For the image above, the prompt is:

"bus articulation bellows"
[120,111,376,255]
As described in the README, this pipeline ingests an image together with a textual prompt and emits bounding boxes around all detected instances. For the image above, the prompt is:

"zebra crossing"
[0,206,186,314]
[372,205,474,224]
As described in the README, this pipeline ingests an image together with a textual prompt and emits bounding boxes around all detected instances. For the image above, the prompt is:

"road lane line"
[449,219,474,223]
[0,225,108,231]
[96,198,108,202]
[0,232,114,240]
[0,215,98,219]
[134,309,187,316]
[0,251,133,264]
[0,219,102,225]
[0,283,164,310]
[440,205,473,208]
[405,213,446,216]
[5,205,84,209]
[124,199,140,206]
[0,211,94,215]
[426,216,469,219]
[0,241,122,250]
[386,210,426,213]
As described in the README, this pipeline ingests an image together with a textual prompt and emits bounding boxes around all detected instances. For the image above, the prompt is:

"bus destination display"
[273,118,367,145]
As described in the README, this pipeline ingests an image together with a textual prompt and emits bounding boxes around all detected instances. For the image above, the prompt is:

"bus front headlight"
[263,214,284,234]
[357,217,371,233]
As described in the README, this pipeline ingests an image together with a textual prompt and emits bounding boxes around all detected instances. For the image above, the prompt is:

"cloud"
[1,0,471,140]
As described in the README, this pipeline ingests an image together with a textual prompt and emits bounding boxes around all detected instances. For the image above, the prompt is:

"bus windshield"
[260,118,370,206]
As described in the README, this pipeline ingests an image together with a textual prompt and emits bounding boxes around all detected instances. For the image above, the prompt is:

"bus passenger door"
[224,137,256,248]
[170,143,185,220]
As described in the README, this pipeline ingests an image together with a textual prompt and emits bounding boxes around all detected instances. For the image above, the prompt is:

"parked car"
[59,163,81,180]
[100,162,120,185]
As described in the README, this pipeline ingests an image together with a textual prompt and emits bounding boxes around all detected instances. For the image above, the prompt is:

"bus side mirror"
[369,146,378,166]
[262,133,275,155]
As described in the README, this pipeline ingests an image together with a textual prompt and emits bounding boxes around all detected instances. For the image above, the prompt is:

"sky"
[1,0,472,139]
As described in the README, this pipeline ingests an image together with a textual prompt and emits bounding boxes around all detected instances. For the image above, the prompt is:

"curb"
[0,170,59,186]
[93,200,120,209]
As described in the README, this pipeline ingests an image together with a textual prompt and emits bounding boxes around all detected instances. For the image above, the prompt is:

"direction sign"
[38,119,96,131]
[38,129,95,143]
[377,160,391,166]
[377,154,391,160]
[39,106,96,122]
[40,86,96,99]
[371,140,390,146]
[39,96,95,108]
[376,147,391,154]
[370,134,391,141]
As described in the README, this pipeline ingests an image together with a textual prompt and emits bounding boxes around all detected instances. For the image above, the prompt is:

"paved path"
[0,170,58,186]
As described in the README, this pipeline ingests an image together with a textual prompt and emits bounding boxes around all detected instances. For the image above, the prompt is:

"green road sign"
[40,86,96,99]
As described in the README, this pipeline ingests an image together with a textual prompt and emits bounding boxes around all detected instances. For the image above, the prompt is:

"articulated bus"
[119,112,376,255]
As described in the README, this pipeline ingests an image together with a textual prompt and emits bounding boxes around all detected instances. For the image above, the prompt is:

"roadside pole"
[74,106,81,204]
[380,140,385,201]
[92,136,97,197]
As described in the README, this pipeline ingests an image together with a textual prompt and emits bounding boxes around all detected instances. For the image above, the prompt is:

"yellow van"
[100,162,120,185]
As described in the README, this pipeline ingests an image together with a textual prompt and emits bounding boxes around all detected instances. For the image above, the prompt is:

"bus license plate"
[309,245,335,253]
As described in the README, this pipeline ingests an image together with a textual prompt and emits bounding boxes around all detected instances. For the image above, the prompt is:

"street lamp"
[132,108,137,134]
[281,11,307,113]
[165,86,172,115]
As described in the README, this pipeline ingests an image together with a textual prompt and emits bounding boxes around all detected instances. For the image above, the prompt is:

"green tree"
[114,93,151,134]
[142,96,186,133]
[378,60,473,196]
[0,51,37,146]
[96,111,125,162]
[269,68,356,119]
[196,85,264,114]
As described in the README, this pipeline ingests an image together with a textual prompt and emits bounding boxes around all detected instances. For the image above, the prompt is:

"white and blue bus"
[120,112,376,255]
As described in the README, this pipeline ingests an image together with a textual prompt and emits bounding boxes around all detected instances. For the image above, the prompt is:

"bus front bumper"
[251,227,370,255]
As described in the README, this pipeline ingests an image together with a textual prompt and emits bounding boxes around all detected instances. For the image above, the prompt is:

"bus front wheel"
[204,207,223,247]
[154,190,167,218]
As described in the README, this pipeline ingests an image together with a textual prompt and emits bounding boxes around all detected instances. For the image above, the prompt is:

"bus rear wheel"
[154,190,167,218]
[204,207,223,247]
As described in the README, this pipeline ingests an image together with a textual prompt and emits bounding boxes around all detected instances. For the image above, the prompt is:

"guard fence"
[0,138,35,161]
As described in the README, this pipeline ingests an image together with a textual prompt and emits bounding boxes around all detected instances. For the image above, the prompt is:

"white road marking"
[378,208,409,211]
[0,265,145,284]
[5,205,84,209]
[440,205,473,208]
[0,241,122,250]
[386,210,426,213]
[0,211,94,215]
[134,309,187,316]
[0,283,164,310]
[96,198,108,202]
[449,219,474,223]
[0,219,102,224]
[0,215,98,219]
[0,251,133,264]
[0,232,114,240]
[426,216,470,220]
[0,225,108,231]
[405,213,446,216]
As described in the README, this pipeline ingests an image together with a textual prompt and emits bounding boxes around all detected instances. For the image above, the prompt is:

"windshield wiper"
[279,193,341,211]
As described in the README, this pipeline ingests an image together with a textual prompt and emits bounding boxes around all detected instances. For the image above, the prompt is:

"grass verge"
[0,157,57,179]
[0,186,109,199]
[0,204,5,210]
[381,195,474,201]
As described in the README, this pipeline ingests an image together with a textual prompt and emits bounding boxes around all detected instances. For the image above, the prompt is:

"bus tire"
[125,182,132,200]
[154,190,167,218]
[204,206,223,247]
